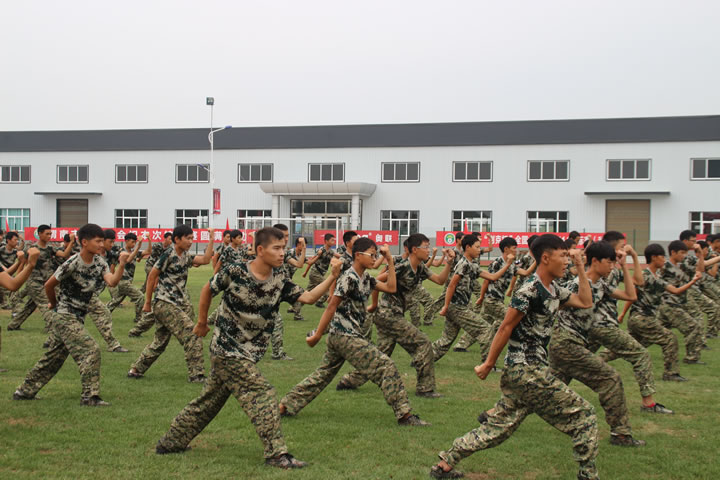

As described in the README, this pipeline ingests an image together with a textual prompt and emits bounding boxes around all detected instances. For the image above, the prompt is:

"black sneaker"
[662,373,688,382]
[610,434,646,447]
[314,302,325,308]
[111,346,129,353]
[188,374,206,384]
[6,326,21,331]
[477,411,489,424]
[452,347,468,353]
[156,445,191,455]
[640,403,674,414]
[683,358,706,365]
[81,395,110,407]
[398,414,430,426]
[336,381,357,391]
[265,453,307,469]
[12,390,37,401]
[430,465,464,478]
[128,331,141,337]
[416,391,442,399]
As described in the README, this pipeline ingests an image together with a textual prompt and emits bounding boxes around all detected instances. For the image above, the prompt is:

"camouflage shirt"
[679,254,702,293]
[555,276,613,346]
[282,248,300,279]
[328,267,377,338]
[336,245,347,257]
[219,246,244,265]
[26,243,61,284]
[54,253,110,317]
[379,258,432,314]
[444,247,464,286]
[630,268,668,317]
[209,261,304,362]
[113,248,141,281]
[153,247,195,305]
[661,260,689,307]
[514,252,535,288]
[339,248,355,273]
[559,259,577,287]
[311,246,335,275]
[145,243,168,273]
[486,256,517,301]
[0,244,18,269]
[594,267,624,328]
[506,274,571,366]
[449,256,484,307]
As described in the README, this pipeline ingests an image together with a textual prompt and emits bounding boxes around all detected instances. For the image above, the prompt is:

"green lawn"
[1,263,719,479]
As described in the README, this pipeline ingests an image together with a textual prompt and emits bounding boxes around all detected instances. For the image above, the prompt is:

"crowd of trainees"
[1,224,719,478]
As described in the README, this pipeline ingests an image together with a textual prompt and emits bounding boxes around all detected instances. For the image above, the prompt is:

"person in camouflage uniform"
[696,241,720,334]
[336,233,455,397]
[424,233,466,325]
[299,233,338,308]
[130,233,173,337]
[550,242,648,448]
[127,224,214,383]
[0,231,22,308]
[106,233,146,322]
[154,227,338,468]
[286,236,308,321]
[678,230,720,338]
[507,236,539,298]
[210,229,231,269]
[432,234,513,363]
[7,225,76,330]
[405,245,444,326]
[13,224,128,406]
[429,235,598,480]
[207,229,245,326]
[280,239,429,427]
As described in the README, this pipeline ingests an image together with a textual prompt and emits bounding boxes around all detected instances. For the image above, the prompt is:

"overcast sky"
[1,0,719,131]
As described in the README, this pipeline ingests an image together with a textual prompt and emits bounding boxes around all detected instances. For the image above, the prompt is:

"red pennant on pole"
[5,218,9,233]
[225,218,230,230]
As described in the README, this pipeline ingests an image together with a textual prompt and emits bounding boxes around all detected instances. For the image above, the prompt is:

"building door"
[605,200,650,251]
[57,199,88,227]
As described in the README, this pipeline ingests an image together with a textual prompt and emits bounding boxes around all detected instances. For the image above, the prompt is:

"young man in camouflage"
[106,232,146,322]
[8,225,76,331]
[300,233,338,309]
[429,234,599,480]
[432,234,513,363]
[1,247,39,372]
[454,236,533,354]
[13,223,129,406]
[155,227,339,468]
[211,229,232,269]
[678,230,720,338]
[206,229,245,327]
[127,224,214,383]
[286,235,309,321]
[0,231,23,309]
[129,232,173,337]
[506,234,539,299]
[424,232,465,325]
[549,241,646,448]
[279,238,429,427]
[410,246,443,326]
[335,233,455,397]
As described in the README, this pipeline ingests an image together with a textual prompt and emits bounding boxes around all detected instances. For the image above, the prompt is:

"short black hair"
[455,232,465,242]
[163,232,172,239]
[407,233,429,252]
[78,223,104,242]
[563,238,577,249]
[644,243,665,262]
[223,229,232,237]
[679,229,697,241]
[295,236,305,247]
[63,233,71,242]
[125,233,138,241]
[698,240,709,249]
[585,241,615,264]
[461,234,480,251]
[324,233,335,242]
[499,237,517,252]
[342,231,358,245]
[255,227,284,248]
[527,234,539,249]
[37,224,51,234]
[530,234,566,261]
[104,229,117,240]
[172,224,193,242]
[602,231,625,244]
[5,231,19,241]
[273,224,289,232]
[352,237,377,257]
[229,229,243,240]
[707,234,719,243]
[667,240,688,255]
[402,239,409,248]
[569,231,581,240]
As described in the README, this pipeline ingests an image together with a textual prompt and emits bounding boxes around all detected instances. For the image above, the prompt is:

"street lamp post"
[206,97,231,228]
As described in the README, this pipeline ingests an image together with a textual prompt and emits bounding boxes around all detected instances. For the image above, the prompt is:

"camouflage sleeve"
[509,283,531,314]
[454,259,470,278]
[334,272,353,298]
[209,265,232,297]
[653,273,669,290]
[280,280,305,305]
[98,256,110,277]
[488,258,501,274]
[558,284,573,305]
[54,256,74,282]
[418,262,432,281]
[154,250,171,274]
[369,275,378,291]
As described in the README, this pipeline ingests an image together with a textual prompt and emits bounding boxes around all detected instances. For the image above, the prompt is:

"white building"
[1,115,719,250]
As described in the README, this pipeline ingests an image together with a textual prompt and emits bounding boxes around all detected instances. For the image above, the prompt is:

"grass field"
[1,262,719,479]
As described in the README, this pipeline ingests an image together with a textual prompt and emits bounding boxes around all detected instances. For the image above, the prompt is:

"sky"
[1,0,719,131]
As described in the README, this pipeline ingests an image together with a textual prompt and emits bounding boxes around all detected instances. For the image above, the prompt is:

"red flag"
[225,218,230,230]
[5,218,8,233]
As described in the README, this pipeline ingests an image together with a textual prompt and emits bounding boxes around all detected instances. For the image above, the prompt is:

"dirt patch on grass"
[37,449,55,455]
[6,417,41,427]
[641,421,682,437]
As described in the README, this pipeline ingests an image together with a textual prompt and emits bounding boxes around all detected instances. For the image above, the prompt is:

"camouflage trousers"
[408,284,435,327]
[8,280,51,330]
[657,303,703,362]
[130,299,204,379]
[549,336,632,436]
[16,311,101,400]
[437,364,598,480]
[127,309,156,337]
[106,280,144,322]
[156,355,288,459]
[454,297,506,353]
[338,307,436,393]
[616,312,679,376]
[87,294,122,351]
[270,311,286,359]
[293,269,327,319]
[688,288,719,337]
[7,284,27,311]
[281,333,412,420]
[590,326,656,397]
[0,285,10,308]
[431,304,491,363]
[423,289,447,325]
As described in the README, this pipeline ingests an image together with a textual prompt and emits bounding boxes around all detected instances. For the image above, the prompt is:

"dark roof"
[1,115,720,152]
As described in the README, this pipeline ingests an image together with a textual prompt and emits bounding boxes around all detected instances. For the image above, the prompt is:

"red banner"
[24,227,256,244]
[434,231,607,248]
[313,230,399,246]
[212,189,221,215]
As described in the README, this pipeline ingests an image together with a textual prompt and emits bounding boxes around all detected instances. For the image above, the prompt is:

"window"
[237,209,273,229]
[690,212,720,234]
[453,161,492,182]
[606,159,650,180]
[115,209,148,228]
[527,160,569,181]
[116,165,148,183]
[452,210,492,232]
[238,163,273,183]
[57,165,89,183]
[176,164,209,183]
[0,208,30,230]
[0,165,30,183]
[380,210,419,236]
[308,163,344,182]
[175,209,209,228]
[526,211,569,233]
[381,162,420,182]
[690,158,720,180]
